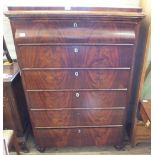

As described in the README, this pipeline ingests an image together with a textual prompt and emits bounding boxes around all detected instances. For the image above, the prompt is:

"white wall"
[3,0,140,59]
[3,7,16,59]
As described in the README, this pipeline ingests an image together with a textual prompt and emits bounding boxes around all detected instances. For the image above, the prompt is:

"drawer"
[27,91,127,109]
[19,46,133,68]
[14,20,135,44]
[34,127,123,147]
[23,69,130,89]
[30,109,124,127]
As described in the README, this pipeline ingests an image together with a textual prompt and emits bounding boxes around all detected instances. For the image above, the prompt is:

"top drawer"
[13,20,136,44]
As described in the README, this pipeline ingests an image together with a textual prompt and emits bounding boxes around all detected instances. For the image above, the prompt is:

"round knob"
[75,92,80,97]
[78,129,81,133]
[74,48,78,53]
[73,22,78,28]
[75,72,79,77]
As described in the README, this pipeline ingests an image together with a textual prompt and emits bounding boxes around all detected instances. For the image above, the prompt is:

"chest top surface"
[5,7,144,19]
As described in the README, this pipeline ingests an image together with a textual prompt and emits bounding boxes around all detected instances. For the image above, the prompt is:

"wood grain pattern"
[3,91,16,130]
[30,109,124,127]
[5,7,144,148]
[23,70,130,89]
[19,46,133,68]
[13,20,136,44]
[34,127,123,147]
[27,91,127,109]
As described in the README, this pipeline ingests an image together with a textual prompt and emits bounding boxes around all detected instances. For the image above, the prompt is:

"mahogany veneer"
[30,109,125,127]
[19,46,133,68]
[5,7,144,150]
[34,127,123,147]
[27,91,127,109]
[23,70,130,89]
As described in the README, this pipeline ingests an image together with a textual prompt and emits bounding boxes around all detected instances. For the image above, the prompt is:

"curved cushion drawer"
[34,127,123,147]
[13,20,136,44]
[19,45,133,68]
[30,109,125,127]
[23,69,130,89]
[27,91,127,109]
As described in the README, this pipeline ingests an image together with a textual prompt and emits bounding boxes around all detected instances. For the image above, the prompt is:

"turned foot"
[114,143,125,150]
[36,145,46,153]
[21,143,29,153]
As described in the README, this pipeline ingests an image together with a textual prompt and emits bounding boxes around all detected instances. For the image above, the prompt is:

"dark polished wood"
[12,20,136,44]
[23,70,130,89]
[27,91,127,109]
[5,7,144,148]
[5,7,144,22]
[34,127,123,147]
[30,109,125,127]
[19,46,133,68]
[3,63,30,151]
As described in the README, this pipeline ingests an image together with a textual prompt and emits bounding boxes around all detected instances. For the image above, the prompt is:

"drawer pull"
[75,92,80,97]
[73,22,78,28]
[78,129,81,133]
[74,48,78,53]
[75,72,79,77]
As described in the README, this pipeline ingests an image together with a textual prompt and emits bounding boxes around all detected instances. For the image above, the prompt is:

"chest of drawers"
[5,7,144,150]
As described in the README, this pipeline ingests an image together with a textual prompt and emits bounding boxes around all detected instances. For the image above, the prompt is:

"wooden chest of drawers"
[5,7,144,150]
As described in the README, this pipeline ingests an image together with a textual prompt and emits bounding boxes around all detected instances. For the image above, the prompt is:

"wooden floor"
[10,134,151,155]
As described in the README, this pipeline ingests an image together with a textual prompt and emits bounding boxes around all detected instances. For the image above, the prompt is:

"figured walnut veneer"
[5,7,144,148]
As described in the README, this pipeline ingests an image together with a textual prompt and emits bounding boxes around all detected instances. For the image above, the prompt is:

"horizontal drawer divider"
[26,88,128,92]
[22,67,131,71]
[17,43,134,46]
[35,125,123,129]
[30,107,126,111]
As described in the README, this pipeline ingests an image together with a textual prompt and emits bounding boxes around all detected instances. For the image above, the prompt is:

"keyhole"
[73,22,78,28]
[75,92,80,97]
[74,48,78,53]
[75,72,79,77]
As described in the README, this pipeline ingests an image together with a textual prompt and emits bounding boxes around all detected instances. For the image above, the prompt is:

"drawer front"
[19,46,133,68]
[14,20,135,44]
[34,127,123,147]
[23,70,130,89]
[30,109,124,127]
[27,91,127,109]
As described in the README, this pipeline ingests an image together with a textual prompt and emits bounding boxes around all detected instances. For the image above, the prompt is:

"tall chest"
[5,7,144,149]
